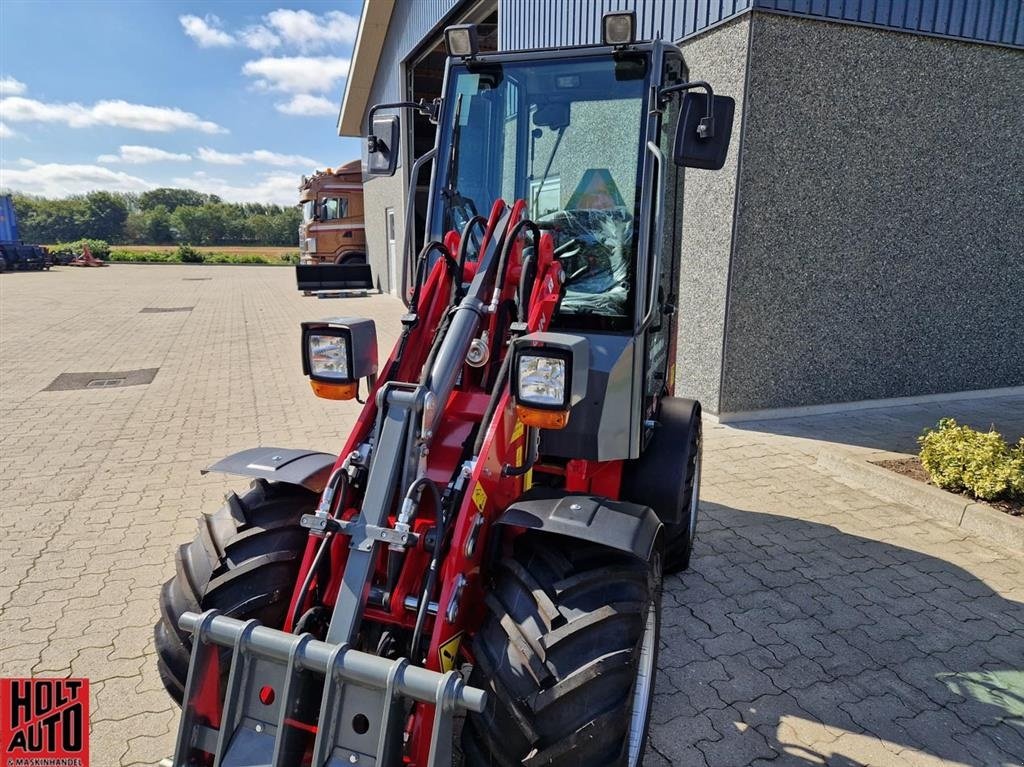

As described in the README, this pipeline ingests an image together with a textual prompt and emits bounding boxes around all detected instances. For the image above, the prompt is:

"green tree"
[145,205,174,243]
[139,188,220,212]
[83,191,129,242]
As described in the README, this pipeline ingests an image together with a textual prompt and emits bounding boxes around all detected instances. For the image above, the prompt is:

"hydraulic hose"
[489,219,539,316]
[472,347,514,456]
[409,477,446,660]
[517,253,537,323]
[290,471,349,632]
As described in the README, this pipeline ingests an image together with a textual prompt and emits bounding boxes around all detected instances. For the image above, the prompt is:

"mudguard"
[496,487,662,561]
[201,447,336,492]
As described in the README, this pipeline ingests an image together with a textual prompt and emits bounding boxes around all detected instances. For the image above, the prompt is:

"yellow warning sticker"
[471,483,488,513]
[438,633,463,672]
[511,420,524,442]
[524,468,534,491]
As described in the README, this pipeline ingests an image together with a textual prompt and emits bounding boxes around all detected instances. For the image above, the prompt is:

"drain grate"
[182,277,211,281]
[141,306,193,313]
[45,368,159,392]
[86,377,126,388]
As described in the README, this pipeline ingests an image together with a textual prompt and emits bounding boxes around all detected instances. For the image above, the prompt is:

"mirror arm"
[366,99,438,153]
[659,80,716,138]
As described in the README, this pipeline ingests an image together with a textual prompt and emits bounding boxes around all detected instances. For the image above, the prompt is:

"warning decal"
[471,483,488,514]
[438,633,463,673]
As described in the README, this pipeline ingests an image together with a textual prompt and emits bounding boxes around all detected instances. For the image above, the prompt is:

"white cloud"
[0,77,27,96]
[275,94,335,116]
[242,56,349,94]
[240,25,281,51]
[1,162,154,196]
[0,96,225,134]
[180,9,357,53]
[171,171,298,205]
[0,121,14,139]
[264,9,358,52]
[97,145,191,164]
[179,14,234,47]
[197,146,318,167]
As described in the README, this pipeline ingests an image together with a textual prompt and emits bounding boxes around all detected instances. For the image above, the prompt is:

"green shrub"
[177,244,204,263]
[108,250,178,263]
[51,238,111,259]
[918,419,1024,501]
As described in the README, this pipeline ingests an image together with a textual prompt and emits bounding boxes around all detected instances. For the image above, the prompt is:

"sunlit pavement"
[1,265,1021,766]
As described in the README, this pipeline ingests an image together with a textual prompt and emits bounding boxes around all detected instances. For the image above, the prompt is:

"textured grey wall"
[720,13,1024,412]
[674,16,751,413]
[362,172,406,295]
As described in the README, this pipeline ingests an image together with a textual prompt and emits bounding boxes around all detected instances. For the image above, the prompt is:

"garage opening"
[405,2,498,256]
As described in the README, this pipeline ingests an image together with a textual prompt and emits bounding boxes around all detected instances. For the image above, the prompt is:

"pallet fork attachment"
[172,611,485,767]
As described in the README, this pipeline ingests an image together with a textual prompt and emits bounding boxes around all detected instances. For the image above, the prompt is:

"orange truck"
[295,160,375,292]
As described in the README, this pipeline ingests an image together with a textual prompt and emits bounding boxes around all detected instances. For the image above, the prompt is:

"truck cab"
[298,160,367,266]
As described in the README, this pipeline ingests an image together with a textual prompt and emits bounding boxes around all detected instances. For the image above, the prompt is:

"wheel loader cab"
[411,39,733,462]
[158,17,734,767]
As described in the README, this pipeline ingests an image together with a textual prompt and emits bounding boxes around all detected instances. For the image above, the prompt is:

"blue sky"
[0,0,364,204]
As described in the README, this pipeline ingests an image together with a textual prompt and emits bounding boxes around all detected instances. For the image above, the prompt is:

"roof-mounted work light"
[602,11,636,46]
[445,24,479,58]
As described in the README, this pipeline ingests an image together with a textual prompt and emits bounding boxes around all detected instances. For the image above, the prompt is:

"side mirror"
[366,115,400,177]
[674,92,735,171]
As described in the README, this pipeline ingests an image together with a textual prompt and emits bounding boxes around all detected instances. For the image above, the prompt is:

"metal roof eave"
[338,0,396,138]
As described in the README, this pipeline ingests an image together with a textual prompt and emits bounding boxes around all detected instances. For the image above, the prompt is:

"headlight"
[309,334,350,380]
[306,237,316,253]
[301,318,378,400]
[510,333,589,429]
[517,354,567,408]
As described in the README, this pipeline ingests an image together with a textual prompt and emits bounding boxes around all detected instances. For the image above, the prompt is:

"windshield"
[431,55,649,331]
[301,200,315,222]
[321,197,350,221]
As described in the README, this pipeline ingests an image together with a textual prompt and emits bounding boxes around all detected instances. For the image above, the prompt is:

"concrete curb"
[815,448,1024,552]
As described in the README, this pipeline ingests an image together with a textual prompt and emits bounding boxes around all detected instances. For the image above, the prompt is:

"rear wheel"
[154,479,316,703]
[463,531,661,767]
[335,251,366,265]
[661,415,701,574]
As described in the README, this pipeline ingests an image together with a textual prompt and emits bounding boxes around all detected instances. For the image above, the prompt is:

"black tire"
[661,413,701,574]
[463,531,661,767]
[334,251,367,265]
[154,479,317,703]
[621,398,702,574]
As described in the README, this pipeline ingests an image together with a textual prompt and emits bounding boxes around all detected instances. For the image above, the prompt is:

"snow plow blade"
[295,263,374,292]
[171,611,486,767]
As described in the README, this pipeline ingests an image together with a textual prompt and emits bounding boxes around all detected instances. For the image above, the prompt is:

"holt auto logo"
[1,679,89,767]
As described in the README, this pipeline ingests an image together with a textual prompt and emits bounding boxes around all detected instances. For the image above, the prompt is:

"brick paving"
[1,265,1021,766]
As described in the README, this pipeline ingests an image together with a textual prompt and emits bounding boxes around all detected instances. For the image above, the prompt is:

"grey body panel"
[497,488,662,561]
[202,448,336,493]
[540,333,638,461]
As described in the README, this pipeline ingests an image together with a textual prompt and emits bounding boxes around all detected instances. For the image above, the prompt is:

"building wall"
[362,171,406,295]
[719,12,1024,412]
[498,0,1022,51]
[365,0,461,110]
[673,16,752,412]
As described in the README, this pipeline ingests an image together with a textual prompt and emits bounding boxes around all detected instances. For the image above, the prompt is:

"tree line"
[9,188,301,247]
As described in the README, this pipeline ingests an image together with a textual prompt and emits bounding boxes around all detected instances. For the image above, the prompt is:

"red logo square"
[1,678,89,766]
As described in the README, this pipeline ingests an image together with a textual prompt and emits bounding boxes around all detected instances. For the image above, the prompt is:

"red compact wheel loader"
[156,13,734,766]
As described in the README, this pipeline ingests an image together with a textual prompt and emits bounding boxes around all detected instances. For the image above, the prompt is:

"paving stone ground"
[1,265,1021,767]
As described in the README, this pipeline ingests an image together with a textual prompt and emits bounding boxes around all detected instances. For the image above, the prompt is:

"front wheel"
[463,531,661,766]
[153,479,317,703]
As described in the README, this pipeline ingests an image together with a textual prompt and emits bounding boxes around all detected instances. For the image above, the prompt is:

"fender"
[496,487,662,561]
[201,447,336,492]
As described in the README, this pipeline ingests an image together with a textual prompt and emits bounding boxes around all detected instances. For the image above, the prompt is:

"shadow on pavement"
[650,502,1024,766]
[725,394,1024,455]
